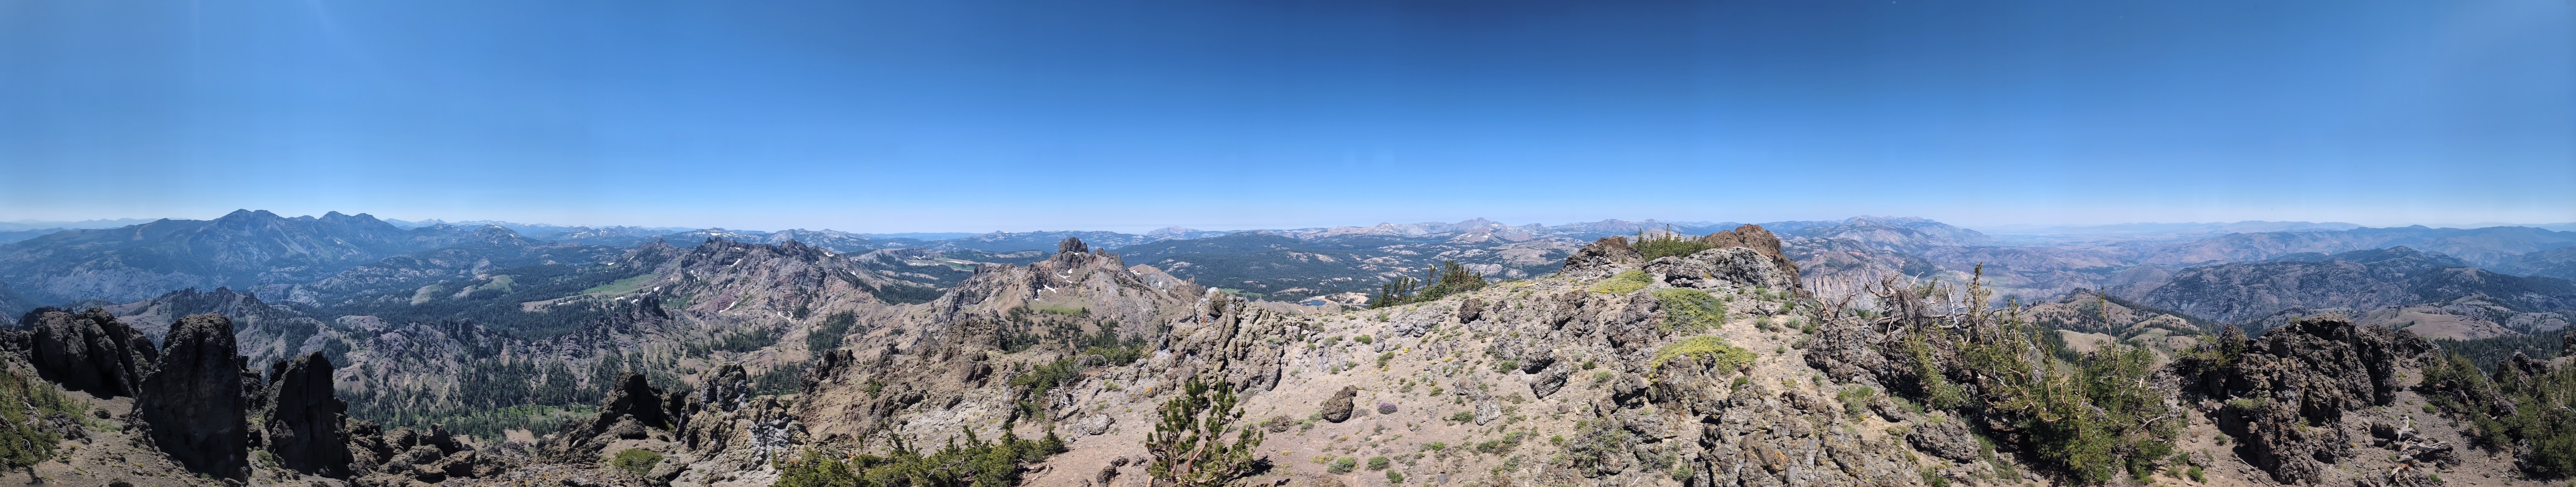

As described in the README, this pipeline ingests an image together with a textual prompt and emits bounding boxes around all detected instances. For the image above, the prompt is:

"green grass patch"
[610,448,664,477]
[1591,270,1653,294]
[582,274,656,295]
[1652,289,1727,331]
[1649,335,1756,370]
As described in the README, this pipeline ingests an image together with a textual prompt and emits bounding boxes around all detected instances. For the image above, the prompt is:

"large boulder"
[22,307,158,397]
[134,313,252,480]
[261,352,351,477]
[1319,386,1357,423]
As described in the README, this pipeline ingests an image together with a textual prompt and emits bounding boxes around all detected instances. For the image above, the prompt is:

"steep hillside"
[2496,246,2576,281]
[2020,290,2213,357]
[1115,231,1577,302]
[2236,293,2570,340]
[267,226,630,307]
[0,210,475,303]
[2134,226,2576,268]
[2133,247,2576,324]
[1779,216,2001,252]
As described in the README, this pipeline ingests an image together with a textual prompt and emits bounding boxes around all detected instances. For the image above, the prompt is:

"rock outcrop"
[1646,247,1801,292]
[260,351,351,477]
[133,313,252,479]
[1698,224,1803,291]
[1562,237,1643,272]
[544,372,692,464]
[349,421,488,485]
[2180,317,2435,484]
[20,307,157,397]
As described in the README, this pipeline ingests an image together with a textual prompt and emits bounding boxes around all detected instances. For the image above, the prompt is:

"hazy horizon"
[6,210,2571,236]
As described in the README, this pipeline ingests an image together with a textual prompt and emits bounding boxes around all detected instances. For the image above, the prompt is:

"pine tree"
[1147,377,1265,487]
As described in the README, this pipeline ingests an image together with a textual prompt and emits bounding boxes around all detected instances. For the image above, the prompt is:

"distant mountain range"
[6,210,2575,336]
[2126,247,2576,326]
[0,210,481,303]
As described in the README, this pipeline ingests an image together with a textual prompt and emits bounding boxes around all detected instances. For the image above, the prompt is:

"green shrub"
[1328,457,1358,474]
[0,367,76,473]
[1370,261,1489,308]
[1635,234,1715,261]
[1366,456,1390,470]
[1836,386,1877,419]
[1448,411,1475,422]
[2422,349,2576,478]
[1494,360,1519,374]
[1651,289,1727,332]
[1649,336,1756,370]
[1873,271,2183,486]
[1385,471,1406,483]
[610,448,664,477]
[1472,431,1528,454]
[772,429,1067,487]
[1591,270,1653,294]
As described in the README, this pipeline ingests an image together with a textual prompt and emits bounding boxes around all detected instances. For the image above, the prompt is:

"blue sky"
[2,0,2568,232]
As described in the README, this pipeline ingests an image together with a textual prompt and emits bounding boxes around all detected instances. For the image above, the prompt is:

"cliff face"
[133,313,254,480]
[20,307,157,397]
[259,352,352,478]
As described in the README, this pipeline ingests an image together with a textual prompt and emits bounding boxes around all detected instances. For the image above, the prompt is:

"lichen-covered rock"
[133,313,251,480]
[1647,247,1801,292]
[22,307,157,397]
[1697,224,1802,292]
[1904,417,1982,462]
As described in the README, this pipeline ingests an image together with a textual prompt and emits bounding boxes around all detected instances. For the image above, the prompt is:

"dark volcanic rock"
[597,372,677,430]
[1319,386,1356,423]
[22,307,157,397]
[545,372,688,463]
[134,313,252,479]
[2181,317,2433,484]
[261,352,350,477]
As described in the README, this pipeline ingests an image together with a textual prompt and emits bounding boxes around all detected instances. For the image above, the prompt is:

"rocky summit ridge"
[0,227,2567,487]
